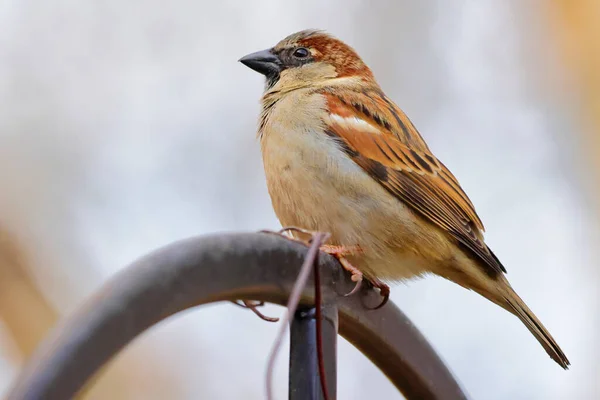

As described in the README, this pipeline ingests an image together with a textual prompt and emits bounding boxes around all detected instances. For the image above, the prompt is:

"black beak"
[239,49,282,76]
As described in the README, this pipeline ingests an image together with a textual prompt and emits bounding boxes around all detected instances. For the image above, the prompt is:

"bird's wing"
[323,89,505,275]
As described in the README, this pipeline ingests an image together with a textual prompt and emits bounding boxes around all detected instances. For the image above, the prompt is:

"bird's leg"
[232,300,279,322]
[319,244,363,257]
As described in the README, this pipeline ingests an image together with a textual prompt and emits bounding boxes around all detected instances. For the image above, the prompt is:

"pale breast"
[259,92,452,280]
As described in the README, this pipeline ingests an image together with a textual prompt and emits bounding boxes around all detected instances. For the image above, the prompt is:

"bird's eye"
[293,47,310,58]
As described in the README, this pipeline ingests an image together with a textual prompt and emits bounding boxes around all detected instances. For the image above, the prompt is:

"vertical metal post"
[288,305,338,400]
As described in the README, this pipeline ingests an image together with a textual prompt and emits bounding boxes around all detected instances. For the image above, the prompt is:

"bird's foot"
[260,227,388,307]
[232,300,279,322]
[320,246,389,308]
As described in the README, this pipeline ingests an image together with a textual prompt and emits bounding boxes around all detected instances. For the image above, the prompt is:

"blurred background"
[0,0,598,398]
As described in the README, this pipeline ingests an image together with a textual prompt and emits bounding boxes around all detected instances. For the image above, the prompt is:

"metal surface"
[8,232,467,400]
[289,306,338,400]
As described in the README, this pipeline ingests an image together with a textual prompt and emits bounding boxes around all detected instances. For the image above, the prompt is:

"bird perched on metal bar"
[240,29,569,369]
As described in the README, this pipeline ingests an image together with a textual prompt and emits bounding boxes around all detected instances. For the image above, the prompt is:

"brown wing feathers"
[324,92,506,276]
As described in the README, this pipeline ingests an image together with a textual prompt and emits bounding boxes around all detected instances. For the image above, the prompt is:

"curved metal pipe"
[7,232,467,400]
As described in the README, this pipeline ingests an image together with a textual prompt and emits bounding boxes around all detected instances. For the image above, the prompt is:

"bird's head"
[239,30,375,92]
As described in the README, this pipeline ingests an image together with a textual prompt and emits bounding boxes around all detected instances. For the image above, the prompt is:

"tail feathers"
[502,286,570,369]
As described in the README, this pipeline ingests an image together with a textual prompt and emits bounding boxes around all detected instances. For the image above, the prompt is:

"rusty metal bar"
[7,232,467,400]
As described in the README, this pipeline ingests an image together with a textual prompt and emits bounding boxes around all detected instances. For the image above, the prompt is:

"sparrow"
[240,29,569,368]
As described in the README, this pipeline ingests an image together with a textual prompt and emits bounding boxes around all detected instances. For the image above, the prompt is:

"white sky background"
[0,0,597,399]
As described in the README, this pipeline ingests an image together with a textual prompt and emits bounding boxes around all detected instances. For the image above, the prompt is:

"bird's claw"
[368,279,390,310]
[233,300,279,322]
[345,275,363,297]
[278,226,317,237]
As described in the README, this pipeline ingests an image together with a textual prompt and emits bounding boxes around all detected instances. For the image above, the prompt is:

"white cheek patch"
[329,114,381,134]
